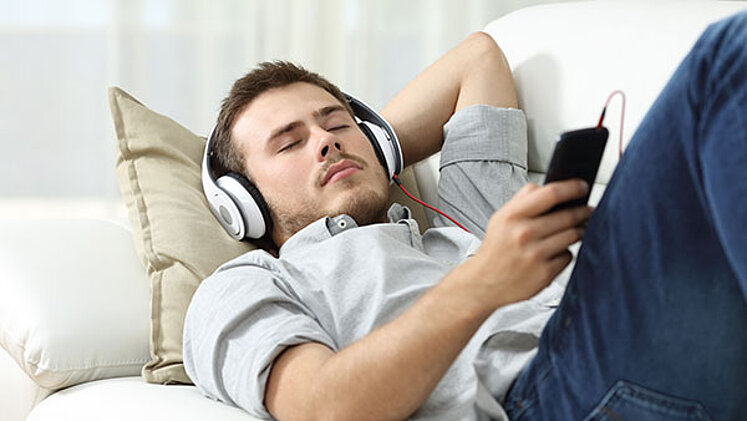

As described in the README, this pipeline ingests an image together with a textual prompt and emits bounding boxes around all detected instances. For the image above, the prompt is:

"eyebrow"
[266,105,348,146]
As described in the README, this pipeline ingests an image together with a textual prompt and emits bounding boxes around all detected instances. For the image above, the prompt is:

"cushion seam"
[2,333,149,372]
[111,89,167,367]
[111,89,168,273]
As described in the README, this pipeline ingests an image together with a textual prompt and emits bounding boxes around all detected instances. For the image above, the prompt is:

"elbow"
[463,31,511,69]
[313,399,412,421]
[465,31,505,58]
[310,396,359,421]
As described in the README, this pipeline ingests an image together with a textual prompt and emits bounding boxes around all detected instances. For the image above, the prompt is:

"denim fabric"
[505,11,747,421]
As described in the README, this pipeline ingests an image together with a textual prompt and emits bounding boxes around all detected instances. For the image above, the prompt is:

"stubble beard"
[268,170,390,244]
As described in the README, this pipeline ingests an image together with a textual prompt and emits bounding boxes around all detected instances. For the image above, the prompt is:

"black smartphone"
[543,126,609,213]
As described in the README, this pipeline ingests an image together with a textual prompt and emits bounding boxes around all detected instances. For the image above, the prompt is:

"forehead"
[231,82,347,152]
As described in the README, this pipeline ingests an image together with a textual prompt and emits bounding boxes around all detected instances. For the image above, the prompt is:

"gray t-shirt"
[183,105,568,420]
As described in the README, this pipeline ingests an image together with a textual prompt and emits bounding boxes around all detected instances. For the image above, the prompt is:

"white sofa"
[2,2,743,420]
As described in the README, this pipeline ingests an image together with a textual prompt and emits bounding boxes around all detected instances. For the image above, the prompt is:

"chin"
[330,182,389,225]
[270,175,390,242]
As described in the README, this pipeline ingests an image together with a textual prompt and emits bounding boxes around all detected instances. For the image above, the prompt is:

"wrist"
[435,261,498,324]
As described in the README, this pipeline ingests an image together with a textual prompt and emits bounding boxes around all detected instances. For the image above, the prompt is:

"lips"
[322,160,362,186]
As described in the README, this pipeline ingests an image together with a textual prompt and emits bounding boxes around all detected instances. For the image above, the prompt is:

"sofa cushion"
[0,219,150,390]
[26,376,261,421]
[413,0,746,222]
[484,0,747,186]
[108,87,427,385]
[0,337,52,421]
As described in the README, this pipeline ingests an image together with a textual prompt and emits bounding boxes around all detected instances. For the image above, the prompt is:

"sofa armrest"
[0,346,52,421]
[0,218,150,397]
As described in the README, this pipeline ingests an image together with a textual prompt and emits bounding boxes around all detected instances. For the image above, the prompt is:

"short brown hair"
[212,61,354,178]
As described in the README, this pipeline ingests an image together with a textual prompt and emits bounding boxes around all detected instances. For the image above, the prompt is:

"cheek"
[357,142,389,181]
[348,136,378,169]
[255,160,316,201]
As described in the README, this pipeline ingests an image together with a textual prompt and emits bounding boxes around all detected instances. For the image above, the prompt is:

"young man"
[184,11,746,421]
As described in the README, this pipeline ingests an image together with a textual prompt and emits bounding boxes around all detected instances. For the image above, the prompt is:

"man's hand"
[463,179,593,312]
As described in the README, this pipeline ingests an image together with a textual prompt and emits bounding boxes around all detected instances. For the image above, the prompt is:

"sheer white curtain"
[0,0,572,218]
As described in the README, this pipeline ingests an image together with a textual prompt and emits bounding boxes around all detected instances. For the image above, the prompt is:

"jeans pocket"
[583,380,712,421]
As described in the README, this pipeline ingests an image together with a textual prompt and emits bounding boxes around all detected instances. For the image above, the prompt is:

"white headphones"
[201,92,403,241]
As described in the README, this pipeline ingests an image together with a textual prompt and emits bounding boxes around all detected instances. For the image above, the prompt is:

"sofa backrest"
[411,0,745,227]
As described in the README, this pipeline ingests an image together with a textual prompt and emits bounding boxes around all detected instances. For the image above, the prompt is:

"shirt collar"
[387,202,412,222]
[278,203,414,256]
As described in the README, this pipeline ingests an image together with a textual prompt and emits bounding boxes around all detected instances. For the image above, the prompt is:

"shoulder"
[189,249,290,313]
[216,247,280,272]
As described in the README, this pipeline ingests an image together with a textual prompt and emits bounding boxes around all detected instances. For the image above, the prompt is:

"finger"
[514,182,539,198]
[545,250,574,280]
[536,227,584,259]
[498,182,540,216]
[529,206,593,239]
[515,179,589,217]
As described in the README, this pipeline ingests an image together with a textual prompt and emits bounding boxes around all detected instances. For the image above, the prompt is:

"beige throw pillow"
[109,87,256,384]
[108,86,428,385]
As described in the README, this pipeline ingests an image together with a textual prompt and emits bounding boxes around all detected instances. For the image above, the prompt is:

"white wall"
[0,0,575,218]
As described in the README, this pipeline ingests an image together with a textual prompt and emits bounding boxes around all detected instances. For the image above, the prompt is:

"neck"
[272,230,291,249]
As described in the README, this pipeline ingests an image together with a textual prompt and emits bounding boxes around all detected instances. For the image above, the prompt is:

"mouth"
[322,160,363,186]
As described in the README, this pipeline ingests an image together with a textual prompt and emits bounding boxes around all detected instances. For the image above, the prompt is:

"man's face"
[231,82,390,246]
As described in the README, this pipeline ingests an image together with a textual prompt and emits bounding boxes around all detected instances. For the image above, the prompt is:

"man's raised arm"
[380,31,518,167]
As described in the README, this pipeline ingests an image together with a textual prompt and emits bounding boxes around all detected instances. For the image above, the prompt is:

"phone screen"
[543,126,609,212]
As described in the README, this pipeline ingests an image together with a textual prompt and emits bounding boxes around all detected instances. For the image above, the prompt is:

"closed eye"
[328,125,349,131]
[279,140,301,153]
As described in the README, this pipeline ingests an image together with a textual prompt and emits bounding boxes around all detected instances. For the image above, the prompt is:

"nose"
[316,129,343,162]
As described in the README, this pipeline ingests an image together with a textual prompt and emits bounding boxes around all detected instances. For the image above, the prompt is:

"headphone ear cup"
[220,172,273,239]
[358,122,389,174]
[346,93,402,179]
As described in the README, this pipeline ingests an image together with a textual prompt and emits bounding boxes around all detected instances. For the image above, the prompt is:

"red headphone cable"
[392,174,471,234]
[394,90,626,236]
[596,89,626,159]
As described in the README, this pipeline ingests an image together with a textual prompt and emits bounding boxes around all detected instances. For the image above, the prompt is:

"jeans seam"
[583,380,713,421]
[507,353,553,420]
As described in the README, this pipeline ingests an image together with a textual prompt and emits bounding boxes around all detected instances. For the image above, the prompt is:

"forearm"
[312,263,493,421]
[381,31,518,167]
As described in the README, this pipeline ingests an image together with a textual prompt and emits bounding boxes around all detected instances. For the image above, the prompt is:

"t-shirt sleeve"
[183,261,337,419]
[433,105,529,238]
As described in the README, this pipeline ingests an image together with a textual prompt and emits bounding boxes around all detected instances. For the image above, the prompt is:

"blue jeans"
[504,11,747,421]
